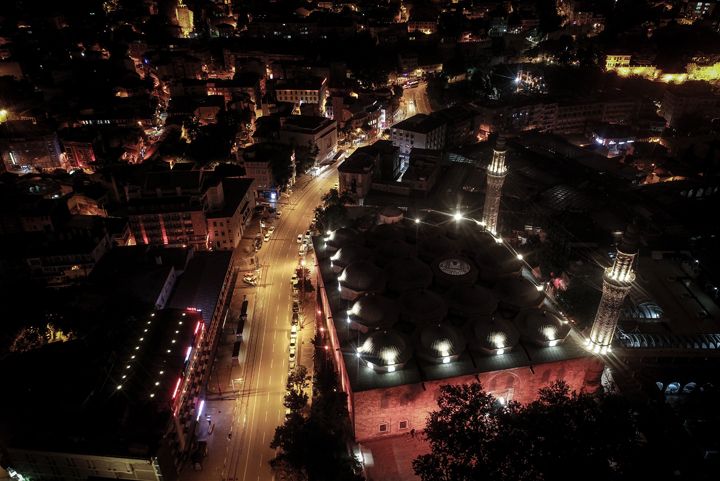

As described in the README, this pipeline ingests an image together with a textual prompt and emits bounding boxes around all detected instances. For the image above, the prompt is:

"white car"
[268,225,276,234]
[297,234,303,244]
[289,337,297,348]
[264,233,271,242]
[276,210,282,217]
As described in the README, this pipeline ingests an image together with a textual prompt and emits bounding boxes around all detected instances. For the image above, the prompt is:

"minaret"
[587,224,640,354]
[482,135,508,235]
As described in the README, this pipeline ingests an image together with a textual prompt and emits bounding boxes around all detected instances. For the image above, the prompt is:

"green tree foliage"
[314,188,352,231]
[270,355,362,481]
[414,381,640,481]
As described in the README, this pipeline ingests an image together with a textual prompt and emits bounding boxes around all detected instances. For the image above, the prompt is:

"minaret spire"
[587,224,640,354]
[481,135,508,235]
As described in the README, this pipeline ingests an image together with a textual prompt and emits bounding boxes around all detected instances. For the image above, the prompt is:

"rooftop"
[392,113,445,134]
[281,115,336,133]
[168,251,233,325]
[0,308,203,457]
[314,216,589,392]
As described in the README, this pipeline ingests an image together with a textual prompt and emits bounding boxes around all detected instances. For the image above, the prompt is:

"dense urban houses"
[2,2,720,481]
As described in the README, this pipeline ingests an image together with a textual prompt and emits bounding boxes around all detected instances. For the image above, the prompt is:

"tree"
[414,381,641,481]
[283,389,309,413]
[314,189,353,231]
[287,365,310,393]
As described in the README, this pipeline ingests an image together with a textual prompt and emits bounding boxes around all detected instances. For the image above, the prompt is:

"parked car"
[291,273,298,284]
[291,324,298,337]
[297,234,303,244]
[304,230,311,240]
[268,225,276,234]
[289,346,296,356]
[291,312,299,326]
[289,350,296,363]
[292,301,299,313]
[264,232,271,242]
[289,359,296,370]
[289,337,297,348]
[276,210,282,217]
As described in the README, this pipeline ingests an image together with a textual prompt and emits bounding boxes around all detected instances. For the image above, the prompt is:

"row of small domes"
[353,308,570,372]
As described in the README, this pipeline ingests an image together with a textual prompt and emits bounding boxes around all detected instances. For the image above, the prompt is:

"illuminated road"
[399,81,432,120]
[221,167,337,481]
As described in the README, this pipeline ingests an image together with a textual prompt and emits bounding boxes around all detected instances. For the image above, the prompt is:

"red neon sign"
[172,377,182,399]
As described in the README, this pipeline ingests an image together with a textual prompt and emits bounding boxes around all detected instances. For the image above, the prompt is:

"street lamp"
[453,212,463,222]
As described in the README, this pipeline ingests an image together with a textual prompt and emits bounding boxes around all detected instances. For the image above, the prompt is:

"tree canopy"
[414,381,641,481]
[270,353,362,481]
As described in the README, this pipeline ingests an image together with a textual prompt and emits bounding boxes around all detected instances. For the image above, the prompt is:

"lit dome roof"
[493,277,544,311]
[418,234,459,263]
[375,238,417,266]
[470,316,520,353]
[431,256,479,288]
[386,257,433,293]
[339,261,386,293]
[326,227,361,251]
[399,288,448,324]
[416,323,466,362]
[330,245,373,271]
[378,206,404,221]
[516,308,570,347]
[357,329,412,367]
[348,294,399,330]
[472,243,522,281]
[458,229,496,254]
[367,223,406,247]
[445,285,498,319]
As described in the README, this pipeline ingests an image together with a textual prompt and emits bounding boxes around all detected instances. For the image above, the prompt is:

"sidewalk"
[298,253,317,405]
[180,216,262,481]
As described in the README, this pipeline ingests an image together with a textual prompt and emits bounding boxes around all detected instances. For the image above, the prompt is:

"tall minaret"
[587,224,640,354]
[482,135,508,235]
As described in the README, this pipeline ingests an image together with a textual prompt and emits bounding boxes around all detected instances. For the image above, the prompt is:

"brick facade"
[351,356,604,442]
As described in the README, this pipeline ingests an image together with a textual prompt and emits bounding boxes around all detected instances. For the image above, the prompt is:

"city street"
[400,81,432,119]
[181,165,338,481]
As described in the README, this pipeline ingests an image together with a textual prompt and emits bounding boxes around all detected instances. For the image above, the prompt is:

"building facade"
[275,77,328,115]
[390,114,446,157]
[278,115,338,162]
